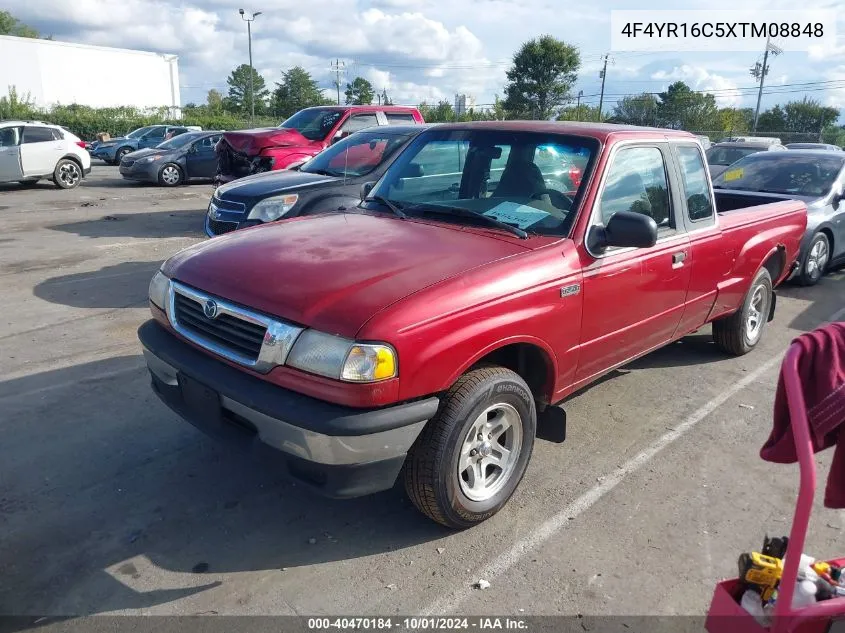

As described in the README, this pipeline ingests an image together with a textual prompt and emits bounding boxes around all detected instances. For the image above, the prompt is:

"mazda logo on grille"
[203,299,219,319]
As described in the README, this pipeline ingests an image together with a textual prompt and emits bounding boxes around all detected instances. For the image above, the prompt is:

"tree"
[418,100,455,123]
[0,86,37,120]
[783,97,839,135]
[718,107,753,135]
[558,103,602,122]
[225,64,269,116]
[655,81,719,131]
[757,105,786,135]
[345,77,375,105]
[611,93,659,126]
[0,11,39,38]
[271,66,331,120]
[503,35,580,120]
[206,89,223,113]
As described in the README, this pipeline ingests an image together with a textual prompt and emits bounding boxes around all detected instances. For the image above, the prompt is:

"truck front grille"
[173,292,267,361]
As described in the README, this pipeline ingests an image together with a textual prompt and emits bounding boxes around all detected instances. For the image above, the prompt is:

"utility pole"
[331,59,345,105]
[239,9,262,122]
[751,37,782,133]
[597,54,609,121]
[575,90,583,121]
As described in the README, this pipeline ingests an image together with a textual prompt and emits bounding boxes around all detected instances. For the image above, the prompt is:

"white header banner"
[610,10,837,52]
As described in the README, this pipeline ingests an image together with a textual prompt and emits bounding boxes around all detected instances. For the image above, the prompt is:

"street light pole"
[239,9,262,121]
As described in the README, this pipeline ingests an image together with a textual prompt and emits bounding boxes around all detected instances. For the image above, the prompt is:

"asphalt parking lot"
[2,165,845,624]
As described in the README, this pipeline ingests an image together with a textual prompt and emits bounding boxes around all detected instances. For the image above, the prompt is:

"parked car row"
[137,120,815,528]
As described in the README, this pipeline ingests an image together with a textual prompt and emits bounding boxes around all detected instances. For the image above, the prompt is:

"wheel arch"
[59,153,84,173]
[445,338,558,410]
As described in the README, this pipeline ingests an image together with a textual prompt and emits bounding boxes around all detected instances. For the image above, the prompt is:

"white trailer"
[0,35,180,110]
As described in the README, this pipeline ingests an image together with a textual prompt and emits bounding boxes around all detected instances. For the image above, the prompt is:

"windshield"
[712,153,845,197]
[706,146,763,166]
[364,129,598,236]
[126,126,155,139]
[157,132,203,151]
[279,108,343,141]
[301,130,413,177]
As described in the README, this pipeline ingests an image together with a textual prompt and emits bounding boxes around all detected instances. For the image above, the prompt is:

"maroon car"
[215,105,424,185]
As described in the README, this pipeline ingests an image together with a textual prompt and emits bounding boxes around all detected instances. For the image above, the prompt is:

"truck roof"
[427,120,698,142]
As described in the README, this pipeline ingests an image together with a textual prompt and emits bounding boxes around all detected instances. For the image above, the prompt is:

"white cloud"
[651,64,742,106]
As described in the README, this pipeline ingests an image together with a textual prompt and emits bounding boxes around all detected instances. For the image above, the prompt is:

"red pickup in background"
[141,121,807,528]
[214,105,424,185]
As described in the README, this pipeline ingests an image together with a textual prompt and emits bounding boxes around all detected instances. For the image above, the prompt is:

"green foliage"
[206,89,224,113]
[418,100,455,122]
[558,103,602,122]
[503,35,580,119]
[0,86,274,139]
[345,77,375,105]
[272,66,331,119]
[718,107,753,134]
[0,11,40,38]
[226,64,269,115]
[0,85,37,119]
[610,93,659,126]
[656,81,720,131]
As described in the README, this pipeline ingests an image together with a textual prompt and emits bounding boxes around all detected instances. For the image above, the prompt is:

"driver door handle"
[672,251,687,268]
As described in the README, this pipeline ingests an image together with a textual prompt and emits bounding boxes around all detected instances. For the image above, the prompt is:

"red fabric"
[760,322,845,508]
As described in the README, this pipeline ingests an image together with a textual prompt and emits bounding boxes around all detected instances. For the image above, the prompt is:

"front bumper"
[138,319,438,498]
[119,161,158,182]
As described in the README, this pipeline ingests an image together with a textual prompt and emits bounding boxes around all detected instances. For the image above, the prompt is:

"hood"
[163,213,529,337]
[709,164,729,178]
[221,127,311,155]
[215,169,340,203]
[714,187,828,208]
[125,147,167,160]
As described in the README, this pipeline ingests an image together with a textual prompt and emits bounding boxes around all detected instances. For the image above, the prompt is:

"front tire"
[403,366,536,529]
[712,267,772,356]
[53,159,82,189]
[798,232,830,286]
[115,147,132,163]
[158,163,183,187]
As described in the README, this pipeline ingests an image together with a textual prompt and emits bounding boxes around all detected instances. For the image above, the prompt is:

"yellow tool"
[739,552,784,601]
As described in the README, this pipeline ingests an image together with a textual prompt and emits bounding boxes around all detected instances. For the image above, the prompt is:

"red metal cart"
[706,324,845,633]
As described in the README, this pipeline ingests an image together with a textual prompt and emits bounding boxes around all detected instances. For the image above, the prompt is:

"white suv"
[0,121,92,189]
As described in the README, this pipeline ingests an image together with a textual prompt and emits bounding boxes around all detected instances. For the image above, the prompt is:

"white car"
[0,120,91,189]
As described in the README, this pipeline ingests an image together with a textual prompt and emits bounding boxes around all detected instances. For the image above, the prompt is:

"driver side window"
[144,127,166,141]
[598,146,672,231]
[340,114,378,135]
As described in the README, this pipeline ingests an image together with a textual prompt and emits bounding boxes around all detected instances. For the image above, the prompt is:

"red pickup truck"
[139,122,807,528]
[214,105,424,185]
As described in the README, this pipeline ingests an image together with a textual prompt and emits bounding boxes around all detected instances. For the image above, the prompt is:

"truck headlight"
[286,330,397,382]
[247,194,298,222]
[148,270,170,310]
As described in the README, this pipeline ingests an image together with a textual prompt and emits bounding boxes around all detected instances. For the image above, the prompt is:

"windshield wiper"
[305,168,338,176]
[404,203,528,239]
[366,195,407,219]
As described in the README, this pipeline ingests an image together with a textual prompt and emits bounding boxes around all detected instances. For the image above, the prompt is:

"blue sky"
[6,0,845,123]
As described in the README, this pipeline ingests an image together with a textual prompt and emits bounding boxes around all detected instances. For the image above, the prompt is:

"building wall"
[0,35,180,109]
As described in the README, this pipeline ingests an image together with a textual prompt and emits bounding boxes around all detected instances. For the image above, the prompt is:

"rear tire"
[798,232,830,287]
[403,366,536,529]
[53,159,82,189]
[712,267,772,356]
[158,163,183,187]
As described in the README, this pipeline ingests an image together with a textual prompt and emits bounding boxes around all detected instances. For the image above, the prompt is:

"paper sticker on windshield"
[723,168,744,181]
[484,201,548,229]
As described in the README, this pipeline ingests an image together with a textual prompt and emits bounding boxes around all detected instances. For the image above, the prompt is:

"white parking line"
[419,305,845,616]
